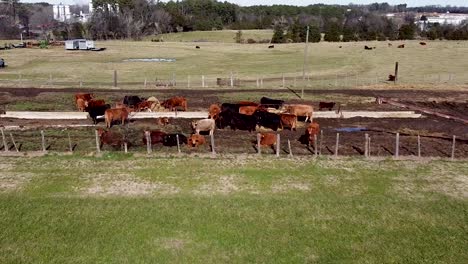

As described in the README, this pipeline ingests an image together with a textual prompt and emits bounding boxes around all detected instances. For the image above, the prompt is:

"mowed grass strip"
[0,155,467,263]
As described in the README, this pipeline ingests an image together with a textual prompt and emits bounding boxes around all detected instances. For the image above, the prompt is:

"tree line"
[1,0,468,41]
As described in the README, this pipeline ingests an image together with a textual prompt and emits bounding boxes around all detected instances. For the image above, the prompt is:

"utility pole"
[302,26,309,99]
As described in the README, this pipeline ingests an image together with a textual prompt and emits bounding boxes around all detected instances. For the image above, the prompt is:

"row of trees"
[1,0,468,41]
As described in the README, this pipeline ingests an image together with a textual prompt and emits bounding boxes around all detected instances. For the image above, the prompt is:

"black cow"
[196,46,200,49]
[0,58,5,68]
[268,45,274,48]
[87,104,111,124]
[260,97,284,109]
[253,110,281,131]
[123,95,144,107]
[163,133,188,146]
[217,110,257,132]
[319,102,336,111]
[364,45,373,50]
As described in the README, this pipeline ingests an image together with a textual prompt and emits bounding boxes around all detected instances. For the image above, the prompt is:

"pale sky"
[21,0,468,7]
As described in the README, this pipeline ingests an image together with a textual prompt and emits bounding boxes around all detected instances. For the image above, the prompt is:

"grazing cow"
[339,46,342,48]
[156,117,169,126]
[162,96,187,111]
[76,98,87,112]
[397,44,405,48]
[104,108,129,128]
[253,110,281,131]
[87,104,111,124]
[259,133,277,149]
[85,99,106,108]
[192,118,215,135]
[196,46,200,49]
[123,95,143,108]
[163,133,188,146]
[97,128,124,149]
[188,134,205,147]
[419,42,427,46]
[260,97,284,109]
[136,101,153,112]
[285,104,313,123]
[364,45,373,50]
[217,110,257,132]
[280,113,297,131]
[239,106,258,115]
[142,130,166,145]
[388,74,396,81]
[319,102,336,111]
[305,122,320,146]
[268,45,274,48]
[75,93,93,102]
[208,104,221,119]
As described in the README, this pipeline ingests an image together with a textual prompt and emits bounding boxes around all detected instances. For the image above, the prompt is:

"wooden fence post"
[394,62,399,84]
[187,75,190,88]
[451,135,456,160]
[145,131,151,154]
[256,77,259,88]
[124,142,128,153]
[282,73,285,88]
[202,75,205,88]
[113,70,117,87]
[176,134,181,153]
[1,128,8,152]
[9,133,18,152]
[95,130,101,153]
[260,77,263,88]
[276,134,280,157]
[417,134,421,158]
[334,133,339,157]
[144,78,147,88]
[67,131,72,152]
[395,132,400,158]
[368,136,371,157]
[288,139,293,157]
[257,133,261,154]
[364,133,369,157]
[319,130,323,155]
[230,72,234,87]
[314,134,318,156]
[210,133,216,155]
[41,130,46,152]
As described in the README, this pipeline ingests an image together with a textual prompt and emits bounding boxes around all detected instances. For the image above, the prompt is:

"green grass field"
[1,31,468,89]
[152,29,274,43]
[0,155,467,263]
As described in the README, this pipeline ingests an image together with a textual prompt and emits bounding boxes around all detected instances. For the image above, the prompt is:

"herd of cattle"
[75,93,334,151]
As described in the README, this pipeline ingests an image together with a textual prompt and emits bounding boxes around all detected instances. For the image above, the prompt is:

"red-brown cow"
[305,122,320,146]
[85,99,106,109]
[280,113,297,131]
[285,104,313,122]
[258,133,277,152]
[104,108,129,128]
[97,128,124,149]
[208,104,221,119]
[75,93,93,111]
[419,42,427,46]
[239,106,258,115]
[142,130,167,145]
[187,134,205,147]
[136,101,154,112]
[162,96,187,111]
[76,98,87,112]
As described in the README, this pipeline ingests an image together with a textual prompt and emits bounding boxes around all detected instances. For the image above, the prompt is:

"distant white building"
[53,3,71,22]
[417,12,468,30]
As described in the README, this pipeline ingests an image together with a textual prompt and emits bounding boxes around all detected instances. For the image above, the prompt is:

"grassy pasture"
[0,155,467,263]
[150,29,274,43]
[1,32,468,89]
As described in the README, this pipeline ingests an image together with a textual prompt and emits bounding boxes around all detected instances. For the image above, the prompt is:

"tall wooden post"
[95,130,100,153]
[67,131,72,152]
[210,134,216,155]
[395,133,400,158]
[9,133,18,152]
[176,134,181,153]
[257,133,261,154]
[368,136,371,157]
[314,134,318,156]
[276,134,280,157]
[145,131,151,154]
[187,75,190,88]
[334,133,339,157]
[417,134,421,158]
[394,62,399,84]
[40,130,46,152]
[230,72,234,87]
[1,128,7,152]
[288,139,293,157]
[302,25,309,81]
[451,135,456,160]
[319,130,323,155]
[364,133,369,157]
[282,73,285,88]
[202,75,205,88]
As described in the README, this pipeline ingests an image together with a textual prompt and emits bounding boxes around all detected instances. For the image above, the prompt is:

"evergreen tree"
[324,23,341,42]
[308,26,321,42]
[271,24,285,43]
[398,24,416,40]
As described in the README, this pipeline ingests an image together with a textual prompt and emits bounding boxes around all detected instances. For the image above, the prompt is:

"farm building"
[65,39,95,50]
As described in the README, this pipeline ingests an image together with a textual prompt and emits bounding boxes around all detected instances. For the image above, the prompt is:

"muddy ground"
[0,87,467,158]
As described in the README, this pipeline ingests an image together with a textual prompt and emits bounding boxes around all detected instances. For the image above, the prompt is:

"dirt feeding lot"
[0,87,467,158]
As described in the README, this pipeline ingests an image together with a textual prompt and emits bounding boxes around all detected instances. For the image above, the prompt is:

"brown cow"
[75,93,93,102]
[162,96,187,111]
[239,106,258,115]
[285,104,313,123]
[85,99,106,109]
[280,113,297,131]
[142,130,166,145]
[208,104,221,119]
[397,44,405,48]
[104,108,129,128]
[156,117,169,126]
[419,42,427,46]
[187,134,205,147]
[76,98,87,112]
[136,101,153,112]
[258,133,277,153]
[305,122,320,146]
[97,128,124,149]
